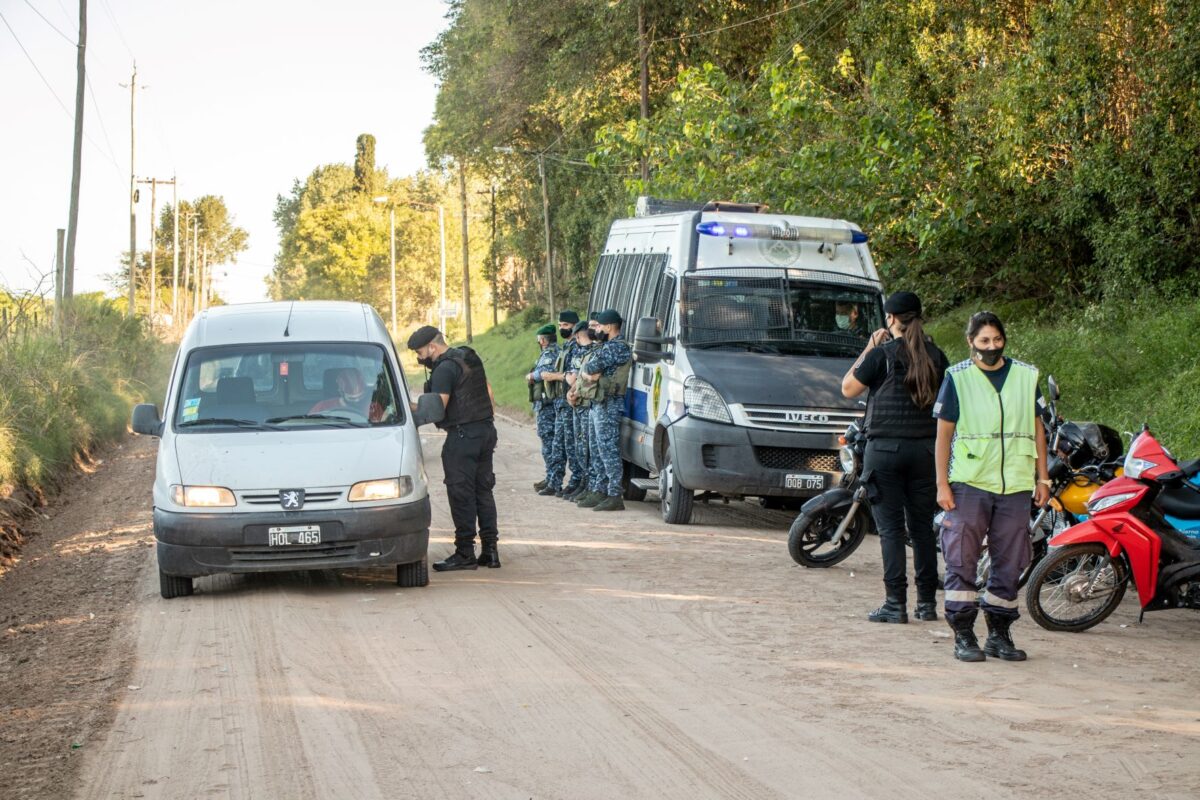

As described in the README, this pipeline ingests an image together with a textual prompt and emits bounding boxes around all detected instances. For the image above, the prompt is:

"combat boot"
[563,486,585,501]
[533,479,547,491]
[537,485,559,496]
[983,612,1027,661]
[947,610,986,662]
[433,547,479,572]
[868,593,908,624]
[476,543,501,569]
[593,494,625,512]
[576,491,603,508]
[914,588,939,621]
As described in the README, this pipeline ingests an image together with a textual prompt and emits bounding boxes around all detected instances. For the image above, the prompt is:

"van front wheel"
[660,449,694,525]
[159,569,193,599]
[397,559,429,588]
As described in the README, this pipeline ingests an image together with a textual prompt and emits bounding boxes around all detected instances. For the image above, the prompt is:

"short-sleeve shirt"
[933,358,1046,423]
[853,339,950,392]
[429,358,462,396]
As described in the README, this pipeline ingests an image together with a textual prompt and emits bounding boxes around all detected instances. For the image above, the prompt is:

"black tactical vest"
[431,347,492,428]
[863,339,941,440]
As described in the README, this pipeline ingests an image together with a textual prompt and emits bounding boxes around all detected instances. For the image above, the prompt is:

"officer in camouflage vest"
[576,308,632,512]
[537,310,582,495]
[526,323,559,492]
[563,320,597,502]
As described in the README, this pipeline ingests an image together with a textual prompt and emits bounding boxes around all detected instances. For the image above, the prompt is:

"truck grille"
[754,447,840,472]
[736,405,862,435]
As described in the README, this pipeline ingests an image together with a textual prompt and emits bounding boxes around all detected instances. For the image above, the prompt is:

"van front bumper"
[154,496,431,577]
[668,416,844,498]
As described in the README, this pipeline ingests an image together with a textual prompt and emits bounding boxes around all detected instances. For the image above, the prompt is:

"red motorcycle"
[1025,426,1200,632]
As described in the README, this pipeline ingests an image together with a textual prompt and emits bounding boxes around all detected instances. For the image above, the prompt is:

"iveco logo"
[784,411,829,424]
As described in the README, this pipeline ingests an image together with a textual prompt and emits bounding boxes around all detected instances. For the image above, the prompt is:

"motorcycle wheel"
[787,507,870,568]
[1025,543,1128,632]
[976,538,1048,591]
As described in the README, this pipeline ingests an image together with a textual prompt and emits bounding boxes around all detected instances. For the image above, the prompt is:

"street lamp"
[372,196,397,332]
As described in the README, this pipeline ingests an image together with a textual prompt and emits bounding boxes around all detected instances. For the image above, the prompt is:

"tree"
[354,133,377,196]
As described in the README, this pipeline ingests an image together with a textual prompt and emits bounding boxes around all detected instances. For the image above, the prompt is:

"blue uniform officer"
[579,308,632,512]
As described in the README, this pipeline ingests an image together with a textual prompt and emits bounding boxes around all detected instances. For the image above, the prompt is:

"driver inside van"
[310,367,384,422]
[835,302,868,338]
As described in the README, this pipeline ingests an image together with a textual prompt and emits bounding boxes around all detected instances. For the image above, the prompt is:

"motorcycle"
[1025,425,1200,632]
[787,421,872,567]
[953,375,1124,589]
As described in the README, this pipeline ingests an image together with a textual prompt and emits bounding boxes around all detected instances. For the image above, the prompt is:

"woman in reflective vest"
[934,311,1050,663]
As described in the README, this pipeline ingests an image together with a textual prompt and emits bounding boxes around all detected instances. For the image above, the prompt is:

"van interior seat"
[201,376,259,421]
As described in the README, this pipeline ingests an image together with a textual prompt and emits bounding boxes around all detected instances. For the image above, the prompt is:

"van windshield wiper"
[265,413,368,427]
[178,417,276,430]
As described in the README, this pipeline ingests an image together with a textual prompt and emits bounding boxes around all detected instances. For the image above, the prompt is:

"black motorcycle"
[787,421,873,567]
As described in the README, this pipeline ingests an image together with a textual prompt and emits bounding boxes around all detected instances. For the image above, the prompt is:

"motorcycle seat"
[1158,485,1200,520]
[1181,458,1200,478]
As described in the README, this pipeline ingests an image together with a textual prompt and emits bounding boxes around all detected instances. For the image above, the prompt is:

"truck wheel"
[397,559,429,588]
[159,569,193,599]
[623,460,649,502]
[659,449,694,525]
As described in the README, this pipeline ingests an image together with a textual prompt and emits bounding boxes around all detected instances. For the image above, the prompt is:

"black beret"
[558,309,580,324]
[406,325,440,350]
[571,320,589,335]
[884,291,922,317]
[595,308,623,325]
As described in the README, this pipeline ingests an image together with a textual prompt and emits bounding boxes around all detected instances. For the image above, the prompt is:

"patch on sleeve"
[932,401,943,416]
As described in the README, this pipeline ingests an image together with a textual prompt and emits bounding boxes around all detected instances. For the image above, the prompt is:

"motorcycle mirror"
[1047,375,1060,402]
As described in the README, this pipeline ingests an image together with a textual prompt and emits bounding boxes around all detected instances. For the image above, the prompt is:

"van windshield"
[680,273,883,357]
[173,342,403,431]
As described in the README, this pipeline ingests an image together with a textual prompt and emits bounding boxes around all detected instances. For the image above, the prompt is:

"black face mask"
[973,346,1004,367]
[560,327,572,340]
[417,355,435,369]
[592,329,609,343]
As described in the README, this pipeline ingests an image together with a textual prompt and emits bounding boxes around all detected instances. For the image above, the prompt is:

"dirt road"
[5,418,1198,799]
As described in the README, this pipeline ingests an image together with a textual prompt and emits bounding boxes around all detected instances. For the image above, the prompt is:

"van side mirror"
[131,403,164,437]
[633,315,674,364]
[412,393,445,427]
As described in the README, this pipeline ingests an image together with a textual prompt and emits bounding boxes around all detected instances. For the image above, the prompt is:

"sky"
[1,0,448,305]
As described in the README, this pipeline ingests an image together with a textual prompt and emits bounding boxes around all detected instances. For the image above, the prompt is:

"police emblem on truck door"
[280,490,305,510]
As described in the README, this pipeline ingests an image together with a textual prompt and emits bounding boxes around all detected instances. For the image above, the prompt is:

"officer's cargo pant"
[535,402,556,483]
[441,420,500,550]
[591,396,624,497]
[940,482,1031,620]
[548,399,576,489]
[863,437,938,600]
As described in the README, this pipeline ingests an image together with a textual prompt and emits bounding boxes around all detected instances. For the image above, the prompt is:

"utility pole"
[138,177,175,327]
[64,0,86,309]
[438,205,447,334]
[639,2,650,186]
[171,176,179,325]
[54,229,65,328]
[202,242,209,310]
[192,223,201,317]
[537,153,555,315]
[459,163,473,342]
[388,206,396,332]
[121,64,138,316]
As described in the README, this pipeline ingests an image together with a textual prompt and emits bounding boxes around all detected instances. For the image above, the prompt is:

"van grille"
[239,489,343,506]
[754,447,840,473]
[737,405,861,435]
[229,543,357,563]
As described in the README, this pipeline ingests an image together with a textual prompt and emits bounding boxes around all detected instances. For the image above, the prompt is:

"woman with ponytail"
[842,291,949,626]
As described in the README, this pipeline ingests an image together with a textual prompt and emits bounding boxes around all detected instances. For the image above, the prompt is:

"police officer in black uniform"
[407,325,501,572]
[841,292,949,623]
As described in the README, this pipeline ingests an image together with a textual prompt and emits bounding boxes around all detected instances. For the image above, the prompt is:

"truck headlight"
[171,485,236,507]
[683,376,732,424]
[839,446,857,474]
[349,477,414,502]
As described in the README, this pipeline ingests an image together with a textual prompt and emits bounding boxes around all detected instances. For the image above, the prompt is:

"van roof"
[180,301,391,350]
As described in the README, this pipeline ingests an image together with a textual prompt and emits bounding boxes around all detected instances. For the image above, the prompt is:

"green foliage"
[137,194,249,311]
[355,134,378,196]
[0,295,172,494]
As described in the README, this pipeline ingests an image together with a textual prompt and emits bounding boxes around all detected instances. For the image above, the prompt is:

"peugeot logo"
[784,411,830,424]
[280,490,305,510]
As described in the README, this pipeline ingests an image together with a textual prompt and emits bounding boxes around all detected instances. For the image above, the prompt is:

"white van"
[131,301,437,598]
[593,199,885,523]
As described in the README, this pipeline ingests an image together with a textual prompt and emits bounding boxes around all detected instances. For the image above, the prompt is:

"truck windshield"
[173,342,403,431]
[680,273,883,357]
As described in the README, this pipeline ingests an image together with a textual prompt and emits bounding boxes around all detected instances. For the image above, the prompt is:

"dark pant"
[940,483,1032,620]
[863,437,939,600]
[440,420,499,551]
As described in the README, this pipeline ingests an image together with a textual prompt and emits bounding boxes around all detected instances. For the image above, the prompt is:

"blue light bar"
[696,220,868,245]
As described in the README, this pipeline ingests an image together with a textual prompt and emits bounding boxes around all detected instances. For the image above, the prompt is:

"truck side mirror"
[412,393,445,427]
[633,315,674,364]
[131,403,164,437]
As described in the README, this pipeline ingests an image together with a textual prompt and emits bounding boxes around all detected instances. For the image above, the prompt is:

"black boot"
[983,612,1027,661]
[868,594,908,624]
[914,601,938,621]
[476,542,501,569]
[433,547,479,572]
[537,484,559,496]
[533,479,547,491]
[947,610,986,662]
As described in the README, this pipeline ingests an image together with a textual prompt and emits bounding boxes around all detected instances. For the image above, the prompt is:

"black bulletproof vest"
[432,347,492,428]
[864,339,940,440]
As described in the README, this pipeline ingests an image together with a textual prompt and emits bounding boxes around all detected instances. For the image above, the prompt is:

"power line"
[651,1,817,45]
[85,71,122,171]
[21,0,74,44]
[0,9,72,115]
[97,0,134,61]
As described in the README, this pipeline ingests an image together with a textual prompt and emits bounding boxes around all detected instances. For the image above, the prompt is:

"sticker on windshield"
[182,398,200,420]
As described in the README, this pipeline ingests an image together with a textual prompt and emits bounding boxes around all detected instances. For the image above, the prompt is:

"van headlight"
[683,376,732,424]
[349,477,414,502]
[171,485,236,507]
